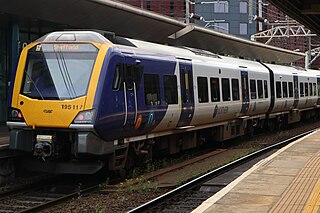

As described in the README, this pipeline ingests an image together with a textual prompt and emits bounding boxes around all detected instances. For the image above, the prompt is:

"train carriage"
[7,31,320,174]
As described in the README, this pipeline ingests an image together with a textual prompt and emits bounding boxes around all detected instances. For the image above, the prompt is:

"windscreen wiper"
[24,69,44,100]
[60,51,77,98]
[54,51,75,99]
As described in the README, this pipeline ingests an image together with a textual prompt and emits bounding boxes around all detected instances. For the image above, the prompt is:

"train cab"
[7,31,113,172]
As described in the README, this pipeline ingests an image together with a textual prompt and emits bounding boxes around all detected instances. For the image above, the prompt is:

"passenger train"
[7,31,320,173]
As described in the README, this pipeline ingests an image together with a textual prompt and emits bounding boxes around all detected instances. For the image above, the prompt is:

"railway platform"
[193,129,320,213]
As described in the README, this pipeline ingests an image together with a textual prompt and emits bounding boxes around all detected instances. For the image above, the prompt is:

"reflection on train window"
[305,82,309,97]
[222,78,230,101]
[112,64,123,90]
[300,82,304,97]
[282,82,288,98]
[250,79,256,99]
[164,75,178,104]
[264,80,268,98]
[210,77,220,102]
[276,81,282,98]
[197,77,208,103]
[313,83,317,96]
[144,74,160,106]
[288,82,293,97]
[231,79,239,101]
[309,83,313,96]
[257,80,263,99]
[22,50,97,100]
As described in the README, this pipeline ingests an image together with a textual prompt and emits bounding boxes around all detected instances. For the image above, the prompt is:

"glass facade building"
[194,0,257,39]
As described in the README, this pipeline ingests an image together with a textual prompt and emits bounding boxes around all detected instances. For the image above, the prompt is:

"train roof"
[35,31,317,75]
[36,31,110,43]
[118,38,270,72]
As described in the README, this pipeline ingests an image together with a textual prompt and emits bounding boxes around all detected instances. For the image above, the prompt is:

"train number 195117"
[61,104,83,110]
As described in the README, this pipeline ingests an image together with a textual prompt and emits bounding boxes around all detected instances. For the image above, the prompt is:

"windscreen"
[21,43,98,100]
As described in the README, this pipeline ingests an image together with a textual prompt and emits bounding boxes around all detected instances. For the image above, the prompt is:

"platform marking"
[192,130,317,213]
[302,153,320,213]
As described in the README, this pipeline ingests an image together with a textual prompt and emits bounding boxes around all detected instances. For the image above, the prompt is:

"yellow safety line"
[303,177,320,213]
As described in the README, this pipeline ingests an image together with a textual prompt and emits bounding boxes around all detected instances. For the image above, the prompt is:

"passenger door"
[293,75,299,108]
[317,77,320,105]
[240,70,250,115]
[176,59,194,127]
[122,56,143,127]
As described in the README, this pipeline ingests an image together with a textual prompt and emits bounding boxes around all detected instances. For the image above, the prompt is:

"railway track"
[0,175,98,213]
[128,130,315,212]
[0,135,22,187]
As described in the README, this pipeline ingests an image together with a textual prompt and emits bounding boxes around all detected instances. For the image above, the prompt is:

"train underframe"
[9,108,320,174]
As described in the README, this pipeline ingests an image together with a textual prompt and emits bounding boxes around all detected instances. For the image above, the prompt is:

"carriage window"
[197,77,208,103]
[210,77,220,102]
[164,75,178,104]
[300,82,304,97]
[264,80,268,98]
[313,83,317,96]
[276,81,282,98]
[305,82,309,97]
[257,80,263,99]
[112,64,123,90]
[250,79,256,99]
[231,79,239,101]
[309,83,313,96]
[288,82,293,97]
[144,74,160,106]
[282,82,288,98]
[222,78,230,101]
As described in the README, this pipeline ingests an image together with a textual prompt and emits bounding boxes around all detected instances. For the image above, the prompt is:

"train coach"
[6,31,320,174]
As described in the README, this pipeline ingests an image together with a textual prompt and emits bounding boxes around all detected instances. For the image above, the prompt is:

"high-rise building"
[193,0,257,39]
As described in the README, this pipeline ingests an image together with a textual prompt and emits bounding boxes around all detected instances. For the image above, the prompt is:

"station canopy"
[0,0,305,63]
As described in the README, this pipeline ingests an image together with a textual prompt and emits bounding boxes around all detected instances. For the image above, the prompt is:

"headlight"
[8,107,25,122]
[72,109,96,124]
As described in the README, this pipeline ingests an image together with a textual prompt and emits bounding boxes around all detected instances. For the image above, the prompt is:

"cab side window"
[112,64,123,90]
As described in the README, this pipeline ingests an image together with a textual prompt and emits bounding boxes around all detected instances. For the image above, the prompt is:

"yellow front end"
[9,41,110,128]
[17,95,86,128]
[7,31,116,174]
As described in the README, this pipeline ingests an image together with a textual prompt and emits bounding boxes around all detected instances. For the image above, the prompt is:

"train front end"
[7,31,111,173]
